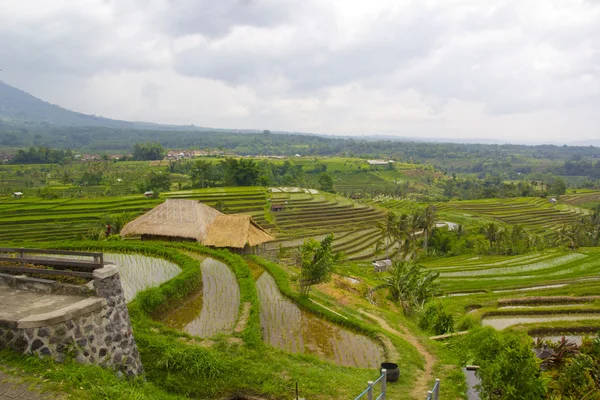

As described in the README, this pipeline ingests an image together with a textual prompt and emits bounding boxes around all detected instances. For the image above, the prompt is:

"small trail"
[360,310,436,400]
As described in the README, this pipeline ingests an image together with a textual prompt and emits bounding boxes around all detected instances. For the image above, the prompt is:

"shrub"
[455,314,479,331]
[452,327,545,399]
[418,301,455,335]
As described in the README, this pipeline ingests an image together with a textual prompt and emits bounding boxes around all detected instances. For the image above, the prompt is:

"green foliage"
[136,171,172,193]
[11,146,74,164]
[418,301,455,335]
[36,185,59,199]
[220,158,260,186]
[452,327,546,399]
[298,234,336,295]
[382,259,439,315]
[317,171,335,192]
[132,142,165,161]
[154,343,226,379]
[100,212,135,234]
[455,313,480,331]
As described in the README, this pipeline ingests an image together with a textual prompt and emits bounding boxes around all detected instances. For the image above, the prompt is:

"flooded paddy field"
[54,252,182,302]
[482,313,600,330]
[255,271,384,368]
[162,258,240,337]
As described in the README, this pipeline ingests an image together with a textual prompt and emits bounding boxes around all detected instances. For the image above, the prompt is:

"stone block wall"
[0,264,143,377]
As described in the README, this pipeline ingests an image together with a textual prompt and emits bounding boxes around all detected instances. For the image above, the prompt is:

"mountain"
[0,81,212,131]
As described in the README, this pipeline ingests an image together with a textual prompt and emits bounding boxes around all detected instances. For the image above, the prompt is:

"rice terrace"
[2,57,600,398]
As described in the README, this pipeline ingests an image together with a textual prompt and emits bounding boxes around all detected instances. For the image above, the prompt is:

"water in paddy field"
[482,314,600,330]
[255,272,384,368]
[162,258,240,338]
[101,253,181,302]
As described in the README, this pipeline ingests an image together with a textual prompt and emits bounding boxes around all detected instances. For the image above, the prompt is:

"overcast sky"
[1,0,599,143]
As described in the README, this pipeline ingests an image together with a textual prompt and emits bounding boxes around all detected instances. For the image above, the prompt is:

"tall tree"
[132,142,165,161]
[298,234,337,296]
[381,260,439,315]
[421,205,438,254]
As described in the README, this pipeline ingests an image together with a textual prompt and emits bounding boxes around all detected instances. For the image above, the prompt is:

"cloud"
[0,0,599,143]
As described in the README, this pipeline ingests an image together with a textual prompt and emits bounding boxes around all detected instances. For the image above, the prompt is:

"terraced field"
[0,187,268,242]
[561,191,600,207]
[0,187,389,261]
[265,191,388,261]
[423,249,600,337]
[436,197,586,235]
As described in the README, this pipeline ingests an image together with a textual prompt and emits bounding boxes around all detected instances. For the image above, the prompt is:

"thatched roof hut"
[204,215,274,248]
[120,199,274,250]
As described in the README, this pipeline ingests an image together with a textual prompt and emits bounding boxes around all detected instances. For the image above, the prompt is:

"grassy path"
[360,311,437,399]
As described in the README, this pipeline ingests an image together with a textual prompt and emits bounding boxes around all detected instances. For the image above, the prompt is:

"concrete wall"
[0,264,143,377]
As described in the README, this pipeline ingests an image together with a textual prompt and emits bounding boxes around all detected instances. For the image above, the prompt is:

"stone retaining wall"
[0,264,143,377]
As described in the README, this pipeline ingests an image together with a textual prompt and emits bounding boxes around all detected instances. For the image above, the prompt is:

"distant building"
[13,192,23,199]
[372,259,392,272]
[144,191,154,198]
[367,159,395,166]
[271,204,285,212]
[549,198,557,204]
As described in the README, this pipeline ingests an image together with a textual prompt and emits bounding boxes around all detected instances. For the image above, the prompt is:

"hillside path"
[360,310,436,400]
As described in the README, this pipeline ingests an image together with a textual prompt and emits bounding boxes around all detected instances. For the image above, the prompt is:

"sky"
[0,0,599,144]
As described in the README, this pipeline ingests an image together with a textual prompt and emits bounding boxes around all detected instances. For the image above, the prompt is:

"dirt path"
[360,310,437,399]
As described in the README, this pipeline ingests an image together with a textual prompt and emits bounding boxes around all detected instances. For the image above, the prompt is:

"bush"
[418,301,455,335]
[455,314,479,331]
[452,327,545,399]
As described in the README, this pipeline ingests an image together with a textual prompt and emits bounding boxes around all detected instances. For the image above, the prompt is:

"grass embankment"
[0,241,438,399]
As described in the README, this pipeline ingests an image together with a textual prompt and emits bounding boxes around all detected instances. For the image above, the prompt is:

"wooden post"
[434,379,440,400]
[367,381,374,400]
[427,390,433,399]
[19,250,24,268]
[381,369,387,400]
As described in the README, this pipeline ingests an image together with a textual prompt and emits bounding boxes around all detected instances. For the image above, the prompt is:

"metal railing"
[354,369,387,400]
[425,379,441,400]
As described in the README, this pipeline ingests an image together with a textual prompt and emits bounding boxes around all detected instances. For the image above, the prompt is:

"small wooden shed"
[271,203,285,212]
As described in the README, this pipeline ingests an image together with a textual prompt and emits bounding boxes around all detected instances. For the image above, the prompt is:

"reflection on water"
[482,314,600,330]
[162,258,240,338]
[103,253,181,302]
[256,272,384,368]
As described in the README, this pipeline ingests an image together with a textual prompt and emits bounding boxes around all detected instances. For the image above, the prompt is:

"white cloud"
[0,0,599,144]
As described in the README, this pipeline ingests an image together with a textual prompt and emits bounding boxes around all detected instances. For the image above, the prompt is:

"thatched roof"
[120,199,274,248]
[204,215,275,248]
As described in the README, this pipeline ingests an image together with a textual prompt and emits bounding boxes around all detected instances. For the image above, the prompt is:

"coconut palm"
[481,222,502,251]
[380,260,439,315]
[377,212,397,259]
[421,205,438,254]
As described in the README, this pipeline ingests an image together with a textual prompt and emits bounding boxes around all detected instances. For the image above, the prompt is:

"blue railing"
[425,379,441,400]
[354,369,388,400]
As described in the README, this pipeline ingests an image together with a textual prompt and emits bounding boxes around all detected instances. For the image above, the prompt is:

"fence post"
[381,369,387,400]
[367,381,374,400]
[427,390,433,399]
[434,378,440,400]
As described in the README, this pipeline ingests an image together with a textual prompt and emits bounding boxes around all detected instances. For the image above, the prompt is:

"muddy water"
[482,314,600,330]
[103,253,181,302]
[162,258,240,337]
[256,272,384,368]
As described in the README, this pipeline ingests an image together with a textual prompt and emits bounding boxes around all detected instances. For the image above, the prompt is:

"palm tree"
[380,260,440,315]
[481,222,502,251]
[421,205,438,254]
[377,212,397,259]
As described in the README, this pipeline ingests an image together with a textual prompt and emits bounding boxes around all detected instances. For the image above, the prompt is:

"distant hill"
[0,81,224,132]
